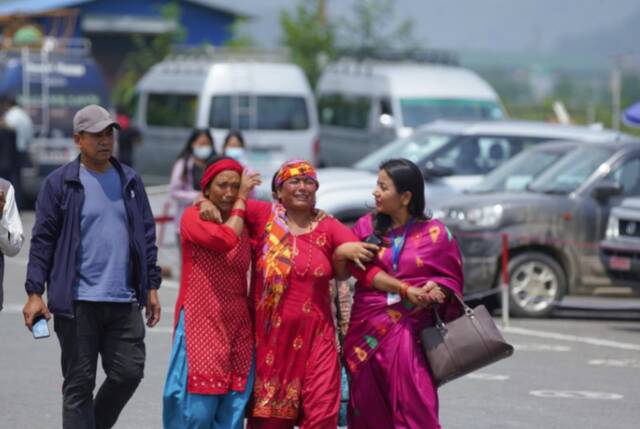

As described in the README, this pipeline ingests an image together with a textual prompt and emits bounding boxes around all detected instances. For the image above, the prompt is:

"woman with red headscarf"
[199,159,431,429]
[163,158,261,429]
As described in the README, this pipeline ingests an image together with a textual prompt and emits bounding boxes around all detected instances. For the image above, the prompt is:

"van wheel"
[507,252,566,318]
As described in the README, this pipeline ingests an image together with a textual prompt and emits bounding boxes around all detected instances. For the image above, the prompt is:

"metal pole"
[501,234,510,328]
[611,58,621,131]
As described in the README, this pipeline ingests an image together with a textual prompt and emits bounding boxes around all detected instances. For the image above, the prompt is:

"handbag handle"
[432,293,473,329]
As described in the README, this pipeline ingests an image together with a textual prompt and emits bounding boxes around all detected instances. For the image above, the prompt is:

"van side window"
[257,96,309,130]
[380,98,392,116]
[146,94,197,127]
[209,95,309,130]
[319,95,371,129]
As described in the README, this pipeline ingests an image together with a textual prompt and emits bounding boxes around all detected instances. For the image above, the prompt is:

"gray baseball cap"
[73,104,120,134]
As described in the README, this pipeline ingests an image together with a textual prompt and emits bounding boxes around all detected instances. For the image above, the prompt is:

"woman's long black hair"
[373,158,429,238]
[176,128,216,183]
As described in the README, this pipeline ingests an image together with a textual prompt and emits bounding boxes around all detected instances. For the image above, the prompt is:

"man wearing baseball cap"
[22,104,162,428]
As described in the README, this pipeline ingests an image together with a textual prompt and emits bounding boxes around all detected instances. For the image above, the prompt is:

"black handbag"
[419,294,514,387]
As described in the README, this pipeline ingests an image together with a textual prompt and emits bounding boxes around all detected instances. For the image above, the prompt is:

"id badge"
[387,292,401,306]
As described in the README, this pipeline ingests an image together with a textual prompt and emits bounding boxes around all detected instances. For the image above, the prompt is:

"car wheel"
[507,252,566,318]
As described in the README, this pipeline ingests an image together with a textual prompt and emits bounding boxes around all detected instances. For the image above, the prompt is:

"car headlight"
[440,204,504,230]
[606,215,619,239]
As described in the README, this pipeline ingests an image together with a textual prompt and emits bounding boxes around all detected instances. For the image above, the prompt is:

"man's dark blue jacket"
[25,156,161,317]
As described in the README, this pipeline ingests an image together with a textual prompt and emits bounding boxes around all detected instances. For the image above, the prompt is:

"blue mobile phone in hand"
[32,317,50,339]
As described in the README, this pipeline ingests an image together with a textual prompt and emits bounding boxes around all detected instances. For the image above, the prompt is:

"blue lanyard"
[391,218,413,273]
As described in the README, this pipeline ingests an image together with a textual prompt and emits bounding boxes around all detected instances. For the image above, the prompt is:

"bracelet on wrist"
[398,283,410,300]
[230,208,246,219]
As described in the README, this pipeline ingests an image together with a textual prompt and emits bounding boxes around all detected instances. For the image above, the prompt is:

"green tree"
[338,0,419,57]
[280,1,336,89]
[112,2,186,113]
[224,18,255,49]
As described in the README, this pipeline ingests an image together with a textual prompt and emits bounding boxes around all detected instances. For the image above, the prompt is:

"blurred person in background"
[163,158,261,429]
[116,105,142,167]
[169,129,217,252]
[344,159,464,429]
[0,126,18,200]
[0,177,24,312]
[0,96,32,206]
[222,129,247,164]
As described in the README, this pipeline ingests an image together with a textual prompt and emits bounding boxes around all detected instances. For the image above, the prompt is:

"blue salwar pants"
[163,310,255,429]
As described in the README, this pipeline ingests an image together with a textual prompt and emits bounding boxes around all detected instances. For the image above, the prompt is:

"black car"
[437,141,640,317]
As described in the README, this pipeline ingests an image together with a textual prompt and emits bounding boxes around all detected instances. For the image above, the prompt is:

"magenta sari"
[344,214,464,429]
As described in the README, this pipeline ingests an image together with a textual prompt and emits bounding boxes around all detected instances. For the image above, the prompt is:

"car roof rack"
[336,48,459,66]
[166,45,291,64]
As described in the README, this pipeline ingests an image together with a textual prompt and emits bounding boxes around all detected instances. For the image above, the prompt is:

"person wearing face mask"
[222,129,247,163]
[169,129,217,252]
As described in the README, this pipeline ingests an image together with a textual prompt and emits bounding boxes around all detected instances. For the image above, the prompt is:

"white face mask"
[225,147,245,161]
[193,146,213,160]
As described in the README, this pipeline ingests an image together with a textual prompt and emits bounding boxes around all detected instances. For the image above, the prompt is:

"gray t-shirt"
[74,165,134,302]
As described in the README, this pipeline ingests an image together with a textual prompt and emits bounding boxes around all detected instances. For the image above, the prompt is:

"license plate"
[609,256,631,271]
[39,147,72,164]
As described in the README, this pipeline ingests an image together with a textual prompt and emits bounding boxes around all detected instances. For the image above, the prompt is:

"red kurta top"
[245,200,380,420]
[173,206,253,395]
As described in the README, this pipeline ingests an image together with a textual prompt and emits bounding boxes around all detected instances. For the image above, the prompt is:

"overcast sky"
[236,0,637,54]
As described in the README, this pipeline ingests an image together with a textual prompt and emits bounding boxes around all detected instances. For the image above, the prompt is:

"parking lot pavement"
[440,316,640,429]
[2,207,639,428]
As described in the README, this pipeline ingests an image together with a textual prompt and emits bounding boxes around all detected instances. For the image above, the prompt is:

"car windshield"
[528,147,614,194]
[471,149,567,193]
[354,131,454,171]
[399,98,504,128]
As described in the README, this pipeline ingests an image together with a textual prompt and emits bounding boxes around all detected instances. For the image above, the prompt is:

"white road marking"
[529,390,623,400]
[504,326,640,351]
[512,343,571,352]
[588,359,640,368]
[466,373,510,381]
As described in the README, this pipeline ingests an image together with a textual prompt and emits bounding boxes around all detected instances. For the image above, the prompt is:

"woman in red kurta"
[163,158,260,429]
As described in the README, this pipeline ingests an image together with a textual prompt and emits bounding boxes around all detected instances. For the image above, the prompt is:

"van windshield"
[210,95,309,130]
[354,131,453,171]
[400,98,504,128]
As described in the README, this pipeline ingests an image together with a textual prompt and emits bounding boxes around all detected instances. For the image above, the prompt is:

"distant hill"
[556,6,640,59]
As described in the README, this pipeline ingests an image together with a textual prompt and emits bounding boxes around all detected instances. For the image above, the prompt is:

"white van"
[134,49,318,184]
[316,58,505,166]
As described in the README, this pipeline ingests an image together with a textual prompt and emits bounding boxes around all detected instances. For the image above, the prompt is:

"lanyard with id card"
[387,218,413,306]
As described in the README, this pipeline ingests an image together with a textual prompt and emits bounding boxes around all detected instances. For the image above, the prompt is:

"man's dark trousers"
[54,301,145,429]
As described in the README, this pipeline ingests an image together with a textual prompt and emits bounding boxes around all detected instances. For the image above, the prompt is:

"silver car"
[258,120,630,220]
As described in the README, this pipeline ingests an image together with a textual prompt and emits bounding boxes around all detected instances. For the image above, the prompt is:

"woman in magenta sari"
[344,158,464,429]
